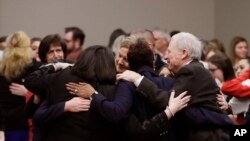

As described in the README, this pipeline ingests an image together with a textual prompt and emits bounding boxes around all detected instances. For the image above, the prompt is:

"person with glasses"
[207,51,235,88]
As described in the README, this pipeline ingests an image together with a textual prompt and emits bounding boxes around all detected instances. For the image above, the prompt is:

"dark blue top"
[91,80,135,122]
[133,66,174,121]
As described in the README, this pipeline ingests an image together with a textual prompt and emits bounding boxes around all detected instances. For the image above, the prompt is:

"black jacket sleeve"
[25,95,40,118]
[124,112,170,141]
[137,77,170,109]
[33,100,65,127]
[24,65,55,96]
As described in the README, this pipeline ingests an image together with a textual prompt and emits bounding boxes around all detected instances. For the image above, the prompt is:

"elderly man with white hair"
[118,32,232,141]
[153,28,171,57]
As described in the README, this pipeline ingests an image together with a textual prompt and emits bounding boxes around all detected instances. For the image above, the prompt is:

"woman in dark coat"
[25,46,120,141]
[0,31,40,141]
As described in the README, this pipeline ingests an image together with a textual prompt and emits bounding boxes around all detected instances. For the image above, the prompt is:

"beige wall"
[215,0,250,55]
[0,0,215,47]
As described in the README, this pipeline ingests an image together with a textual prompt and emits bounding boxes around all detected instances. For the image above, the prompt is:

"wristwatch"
[89,91,98,100]
[94,91,98,95]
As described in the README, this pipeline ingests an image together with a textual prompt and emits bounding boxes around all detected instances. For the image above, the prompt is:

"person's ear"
[182,49,189,59]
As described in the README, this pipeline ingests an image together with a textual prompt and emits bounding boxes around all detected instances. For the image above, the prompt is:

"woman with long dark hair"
[25,46,120,141]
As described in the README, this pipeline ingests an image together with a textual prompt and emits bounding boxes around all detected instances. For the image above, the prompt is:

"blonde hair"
[112,35,126,55]
[120,35,137,49]
[0,31,33,81]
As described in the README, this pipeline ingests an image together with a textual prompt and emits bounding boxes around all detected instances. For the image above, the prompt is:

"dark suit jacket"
[246,105,250,124]
[91,66,175,141]
[25,65,119,141]
[138,60,221,111]
[124,66,175,141]
[154,53,166,74]
[91,80,135,123]
[137,60,230,141]
[29,65,174,141]
[132,66,174,121]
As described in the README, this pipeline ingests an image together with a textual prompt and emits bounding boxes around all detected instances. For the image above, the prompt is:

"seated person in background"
[222,79,250,98]
[221,57,250,124]
[229,36,249,67]
[206,51,235,89]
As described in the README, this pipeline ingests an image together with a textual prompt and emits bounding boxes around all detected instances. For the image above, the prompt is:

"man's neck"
[69,46,82,53]
[175,59,193,73]
[183,59,193,66]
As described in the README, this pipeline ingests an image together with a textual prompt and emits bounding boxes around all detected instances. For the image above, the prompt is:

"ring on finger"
[74,89,78,93]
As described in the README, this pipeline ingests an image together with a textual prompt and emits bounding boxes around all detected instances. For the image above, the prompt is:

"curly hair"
[38,34,67,63]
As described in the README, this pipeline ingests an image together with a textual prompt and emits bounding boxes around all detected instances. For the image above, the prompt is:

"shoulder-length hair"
[71,45,116,85]
[230,36,249,64]
[207,51,235,81]
[38,34,67,63]
[0,31,33,81]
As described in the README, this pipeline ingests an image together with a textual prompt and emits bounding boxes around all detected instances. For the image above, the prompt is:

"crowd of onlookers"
[0,27,250,141]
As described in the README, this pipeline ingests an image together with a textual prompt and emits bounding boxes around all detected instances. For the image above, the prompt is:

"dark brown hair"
[71,45,116,85]
[127,38,154,71]
[38,34,67,63]
[230,36,248,64]
[207,52,235,81]
[65,27,85,46]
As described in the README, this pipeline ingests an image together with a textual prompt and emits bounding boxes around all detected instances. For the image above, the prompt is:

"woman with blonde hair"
[0,31,39,141]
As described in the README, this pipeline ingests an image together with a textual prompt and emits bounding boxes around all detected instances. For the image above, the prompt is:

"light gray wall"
[215,0,250,55]
[0,0,215,47]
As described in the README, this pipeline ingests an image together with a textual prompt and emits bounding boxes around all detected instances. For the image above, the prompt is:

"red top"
[66,47,83,63]
[222,69,250,98]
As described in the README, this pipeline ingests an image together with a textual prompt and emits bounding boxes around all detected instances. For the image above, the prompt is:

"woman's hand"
[66,82,95,98]
[116,70,142,82]
[33,94,41,104]
[216,94,229,111]
[9,83,27,97]
[165,91,190,118]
